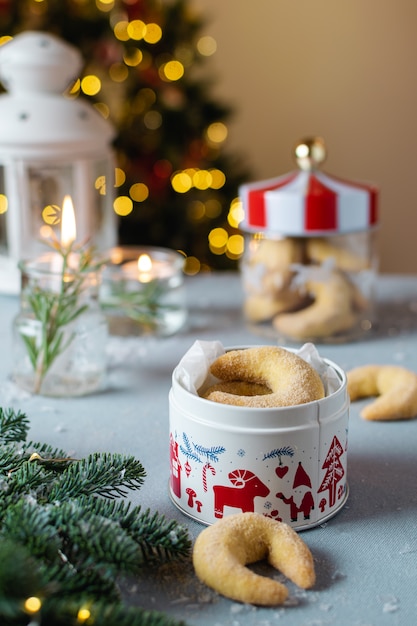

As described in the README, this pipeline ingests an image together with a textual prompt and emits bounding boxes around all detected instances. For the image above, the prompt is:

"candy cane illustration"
[202,462,216,492]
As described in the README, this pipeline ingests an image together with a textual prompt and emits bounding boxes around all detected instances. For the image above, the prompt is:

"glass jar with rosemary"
[12,240,108,397]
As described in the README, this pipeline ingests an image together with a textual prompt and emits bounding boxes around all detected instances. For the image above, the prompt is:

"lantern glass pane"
[27,164,74,242]
[92,158,116,249]
[0,167,7,254]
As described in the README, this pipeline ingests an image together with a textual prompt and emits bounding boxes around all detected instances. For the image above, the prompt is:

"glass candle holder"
[100,246,187,337]
[12,253,108,397]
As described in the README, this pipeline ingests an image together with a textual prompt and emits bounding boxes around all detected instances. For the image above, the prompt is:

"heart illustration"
[275,465,289,479]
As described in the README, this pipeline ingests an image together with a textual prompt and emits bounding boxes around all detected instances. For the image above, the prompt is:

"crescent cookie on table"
[192,512,315,606]
[347,364,417,420]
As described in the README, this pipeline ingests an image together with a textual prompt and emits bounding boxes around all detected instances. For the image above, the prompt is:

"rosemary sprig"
[102,279,175,329]
[20,235,105,394]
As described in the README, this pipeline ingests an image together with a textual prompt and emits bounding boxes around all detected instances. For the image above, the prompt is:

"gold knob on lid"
[294,137,327,171]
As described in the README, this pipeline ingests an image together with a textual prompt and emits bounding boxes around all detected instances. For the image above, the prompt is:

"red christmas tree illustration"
[318,436,345,508]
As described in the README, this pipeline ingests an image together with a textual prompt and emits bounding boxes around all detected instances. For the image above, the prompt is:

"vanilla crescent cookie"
[192,512,315,605]
[203,346,324,408]
[347,364,417,421]
[273,270,357,340]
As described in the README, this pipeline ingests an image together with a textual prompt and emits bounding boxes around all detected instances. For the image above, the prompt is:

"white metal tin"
[169,349,349,530]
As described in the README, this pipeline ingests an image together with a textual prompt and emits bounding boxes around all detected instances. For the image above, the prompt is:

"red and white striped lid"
[239,138,379,236]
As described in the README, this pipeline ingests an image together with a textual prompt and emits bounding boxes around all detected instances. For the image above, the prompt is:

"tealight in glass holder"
[12,253,108,397]
[100,246,187,336]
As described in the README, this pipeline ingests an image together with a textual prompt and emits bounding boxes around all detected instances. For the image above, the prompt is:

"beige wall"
[193,0,417,273]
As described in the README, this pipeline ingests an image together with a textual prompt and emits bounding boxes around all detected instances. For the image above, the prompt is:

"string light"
[24,596,42,614]
[77,607,91,623]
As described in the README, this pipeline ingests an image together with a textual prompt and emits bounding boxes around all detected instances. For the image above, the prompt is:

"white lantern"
[0,31,117,293]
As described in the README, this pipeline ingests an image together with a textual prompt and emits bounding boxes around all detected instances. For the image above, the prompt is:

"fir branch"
[0,540,187,626]
[0,408,192,625]
[75,498,191,562]
[0,408,29,444]
[48,453,146,501]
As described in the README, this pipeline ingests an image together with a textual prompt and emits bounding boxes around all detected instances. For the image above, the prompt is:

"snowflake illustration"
[237,448,246,457]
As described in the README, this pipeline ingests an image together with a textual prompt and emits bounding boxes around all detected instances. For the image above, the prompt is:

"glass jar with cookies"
[239,137,379,343]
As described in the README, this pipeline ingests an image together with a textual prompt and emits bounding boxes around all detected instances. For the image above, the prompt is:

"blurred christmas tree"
[0,0,250,271]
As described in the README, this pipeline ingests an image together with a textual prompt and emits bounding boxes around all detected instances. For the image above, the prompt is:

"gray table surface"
[1,272,417,626]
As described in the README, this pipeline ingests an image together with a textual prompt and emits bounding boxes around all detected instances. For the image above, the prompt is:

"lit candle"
[102,246,187,336]
[137,253,153,283]
[61,195,77,248]
[110,248,175,282]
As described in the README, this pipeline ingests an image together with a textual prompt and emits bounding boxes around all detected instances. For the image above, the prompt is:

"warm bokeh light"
[124,47,143,67]
[161,60,184,81]
[193,169,212,190]
[208,168,226,189]
[183,255,201,275]
[0,36,12,47]
[208,227,228,254]
[130,182,149,202]
[0,194,8,214]
[114,168,126,187]
[127,20,146,40]
[187,200,205,221]
[96,0,114,11]
[204,198,222,218]
[113,196,133,216]
[24,596,42,614]
[197,35,217,56]
[143,110,162,129]
[42,204,61,226]
[39,224,53,239]
[81,75,101,96]
[109,63,129,82]
[77,607,91,622]
[227,197,244,228]
[144,23,162,44]
[226,234,244,258]
[95,174,106,195]
[114,20,129,41]
[171,171,193,193]
[206,122,228,144]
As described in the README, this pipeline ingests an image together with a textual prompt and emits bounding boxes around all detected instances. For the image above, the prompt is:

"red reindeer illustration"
[213,469,270,519]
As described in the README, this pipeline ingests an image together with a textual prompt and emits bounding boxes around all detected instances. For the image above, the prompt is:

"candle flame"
[138,253,152,273]
[61,195,77,248]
